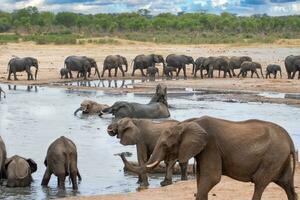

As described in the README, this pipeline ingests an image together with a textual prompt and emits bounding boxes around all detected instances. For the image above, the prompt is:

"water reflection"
[7,85,38,92]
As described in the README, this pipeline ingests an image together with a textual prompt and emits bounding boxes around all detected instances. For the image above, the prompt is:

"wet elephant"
[229,56,252,76]
[102,55,128,77]
[165,54,194,78]
[107,118,188,187]
[41,136,81,190]
[5,155,37,187]
[131,54,164,76]
[266,64,282,79]
[7,57,39,80]
[0,136,7,179]
[74,100,109,115]
[238,61,264,78]
[285,55,300,79]
[122,116,297,200]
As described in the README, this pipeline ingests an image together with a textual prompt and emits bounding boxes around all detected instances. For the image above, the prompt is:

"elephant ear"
[26,158,37,173]
[177,122,208,163]
[118,118,140,145]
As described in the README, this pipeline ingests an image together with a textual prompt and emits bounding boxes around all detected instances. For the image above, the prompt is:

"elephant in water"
[5,155,37,187]
[7,57,39,80]
[74,100,109,115]
[100,84,170,119]
[41,136,81,190]
[0,136,7,179]
[122,116,297,200]
[107,118,188,187]
[0,87,6,100]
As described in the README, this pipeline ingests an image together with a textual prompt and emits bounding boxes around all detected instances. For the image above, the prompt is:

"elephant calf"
[238,61,264,78]
[60,68,70,79]
[41,136,81,190]
[5,155,37,187]
[146,66,159,79]
[266,64,282,79]
[163,66,177,78]
[74,100,109,115]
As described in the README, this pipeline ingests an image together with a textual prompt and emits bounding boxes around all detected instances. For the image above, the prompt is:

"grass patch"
[0,34,20,44]
[23,34,79,45]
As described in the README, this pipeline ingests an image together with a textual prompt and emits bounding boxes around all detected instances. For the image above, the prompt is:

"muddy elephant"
[163,66,177,78]
[102,55,128,77]
[285,55,300,79]
[266,64,282,79]
[7,57,39,81]
[60,68,70,79]
[229,56,252,76]
[166,54,194,78]
[0,87,6,100]
[107,118,189,187]
[64,56,100,79]
[122,116,297,200]
[41,136,81,190]
[131,54,164,76]
[238,61,264,78]
[101,84,170,119]
[4,155,37,187]
[74,100,109,115]
[0,136,7,179]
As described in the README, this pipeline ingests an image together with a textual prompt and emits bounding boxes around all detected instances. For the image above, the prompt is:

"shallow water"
[0,84,300,199]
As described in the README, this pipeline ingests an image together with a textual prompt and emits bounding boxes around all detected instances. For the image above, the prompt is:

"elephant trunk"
[95,67,101,79]
[74,107,82,116]
[35,66,38,80]
[120,153,146,176]
[260,67,264,79]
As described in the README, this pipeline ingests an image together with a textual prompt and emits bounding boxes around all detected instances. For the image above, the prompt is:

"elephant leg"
[108,69,112,77]
[41,168,52,186]
[237,71,241,78]
[69,71,73,79]
[119,66,125,77]
[70,171,78,190]
[57,173,66,190]
[274,72,277,79]
[232,69,236,76]
[176,68,181,77]
[131,68,136,76]
[114,67,118,77]
[291,70,296,79]
[8,71,11,80]
[161,160,176,186]
[179,162,188,180]
[218,69,221,77]
[140,68,146,76]
[101,68,105,77]
[14,72,18,80]
[183,66,187,78]
[255,71,260,78]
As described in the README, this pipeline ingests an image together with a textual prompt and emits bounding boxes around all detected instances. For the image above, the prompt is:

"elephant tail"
[64,152,72,184]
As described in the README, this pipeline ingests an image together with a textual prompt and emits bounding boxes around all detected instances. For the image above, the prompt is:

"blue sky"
[2,0,300,16]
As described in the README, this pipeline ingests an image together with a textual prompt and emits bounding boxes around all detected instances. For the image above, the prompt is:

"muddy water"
[0,84,300,199]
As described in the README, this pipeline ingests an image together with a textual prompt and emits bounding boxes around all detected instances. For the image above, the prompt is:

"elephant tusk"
[146,161,159,168]
[107,128,113,132]
[74,108,82,116]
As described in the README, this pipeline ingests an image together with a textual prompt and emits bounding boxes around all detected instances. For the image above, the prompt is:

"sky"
[1,0,300,16]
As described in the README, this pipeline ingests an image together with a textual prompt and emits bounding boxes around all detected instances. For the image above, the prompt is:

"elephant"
[102,55,128,77]
[5,155,37,187]
[0,136,7,179]
[163,66,177,78]
[107,118,189,187]
[193,57,206,78]
[0,87,6,100]
[41,136,81,190]
[165,54,194,78]
[266,64,282,79]
[201,57,231,78]
[121,116,297,200]
[100,84,170,119]
[7,57,39,80]
[238,61,264,78]
[285,55,300,79]
[74,100,109,115]
[229,56,252,76]
[60,68,70,79]
[131,54,165,76]
[146,66,159,79]
[64,56,100,80]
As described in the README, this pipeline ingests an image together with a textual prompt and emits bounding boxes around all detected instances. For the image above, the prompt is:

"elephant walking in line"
[102,55,128,77]
[5,155,37,187]
[41,136,81,190]
[165,54,194,78]
[60,68,70,79]
[121,116,297,200]
[100,84,170,119]
[74,100,109,115]
[107,118,188,187]
[64,56,101,80]
[0,136,7,179]
[238,61,264,78]
[146,66,159,80]
[229,56,252,76]
[194,57,206,78]
[131,54,165,76]
[266,64,282,79]
[285,55,300,79]
[0,87,6,99]
[201,56,231,78]
[7,57,39,80]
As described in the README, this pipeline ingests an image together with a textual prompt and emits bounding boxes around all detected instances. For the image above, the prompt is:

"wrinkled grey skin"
[166,54,194,78]
[131,54,164,76]
[238,61,264,78]
[0,87,6,100]
[229,56,252,76]
[266,64,282,79]
[163,66,177,78]
[122,116,297,200]
[0,136,7,179]
[201,56,231,78]
[194,57,206,78]
[285,55,300,79]
[101,84,170,119]
[64,56,100,80]
[74,100,109,115]
[5,155,37,187]
[146,66,159,78]
[107,118,188,187]
[60,68,70,79]
[102,55,128,77]
[7,57,39,80]
[41,136,81,190]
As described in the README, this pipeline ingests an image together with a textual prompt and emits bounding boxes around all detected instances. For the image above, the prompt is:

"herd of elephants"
[0,54,299,200]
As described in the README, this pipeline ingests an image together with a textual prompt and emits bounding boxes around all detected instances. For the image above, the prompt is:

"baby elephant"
[163,66,177,78]
[60,68,70,79]
[74,100,109,115]
[238,61,263,78]
[266,64,282,79]
[5,155,37,187]
[41,136,81,190]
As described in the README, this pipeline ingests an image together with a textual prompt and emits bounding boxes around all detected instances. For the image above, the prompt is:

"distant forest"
[0,7,300,44]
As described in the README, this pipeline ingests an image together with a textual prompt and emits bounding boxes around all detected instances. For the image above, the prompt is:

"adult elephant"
[107,118,188,187]
[285,55,300,79]
[64,56,100,80]
[7,57,39,80]
[229,56,252,76]
[41,136,81,190]
[5,155,37,187]
[131,54,164,76]
[165,54,194,78]
[102,55,128,77]
[100,84,170,119]
[194,57,206,78]
[122,116,297,200]
[0,136,7,179]
[201,56,231,78]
